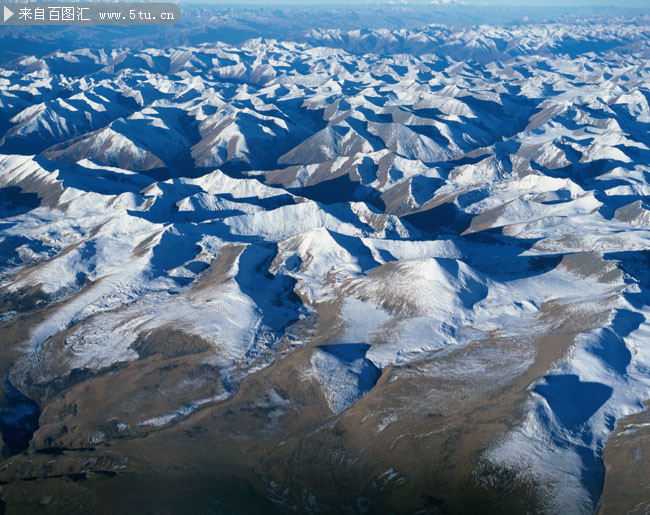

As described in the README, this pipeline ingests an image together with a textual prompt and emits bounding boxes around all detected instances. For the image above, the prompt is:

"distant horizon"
[182,0,650,8]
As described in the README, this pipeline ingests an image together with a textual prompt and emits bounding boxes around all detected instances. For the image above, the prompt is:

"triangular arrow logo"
[3,6,13,22]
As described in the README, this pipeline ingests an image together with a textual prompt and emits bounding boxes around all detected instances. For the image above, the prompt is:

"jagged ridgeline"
[0,10,649,515]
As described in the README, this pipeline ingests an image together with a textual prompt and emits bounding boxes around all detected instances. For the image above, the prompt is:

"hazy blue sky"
[208,0,649,6]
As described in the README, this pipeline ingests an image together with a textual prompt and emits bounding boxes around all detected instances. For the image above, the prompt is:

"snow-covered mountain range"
[0,12,649,514]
